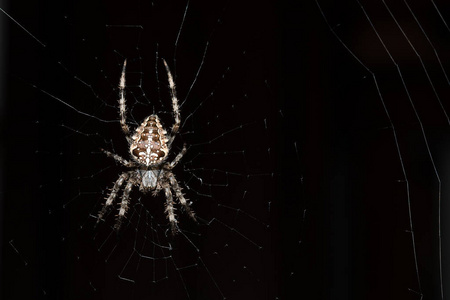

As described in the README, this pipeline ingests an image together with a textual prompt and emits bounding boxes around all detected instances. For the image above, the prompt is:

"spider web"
[4,0,450,299]
[1,1,300,300]
[302,0,450,299]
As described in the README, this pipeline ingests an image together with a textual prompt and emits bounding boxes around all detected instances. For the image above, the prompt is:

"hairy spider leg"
[119,59,130,137]
[101,148,137,168]
[169,173,196,221]
[162,59,180,147]
[115,178,134,231]
[97,172,130,224]
[164,187,178,234]
[167,144,187,170]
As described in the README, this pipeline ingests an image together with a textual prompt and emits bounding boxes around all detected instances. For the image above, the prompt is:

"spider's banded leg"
[169,174,196,221]
[101,148,136,168]
[114,177,134,231]
[97,172,129,224]
[164,187,178,234]
[118,59,130,136]
[162,59,180,146]
[167,144,187,170]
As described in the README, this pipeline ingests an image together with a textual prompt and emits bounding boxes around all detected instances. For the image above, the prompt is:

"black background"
[2,0,450,299]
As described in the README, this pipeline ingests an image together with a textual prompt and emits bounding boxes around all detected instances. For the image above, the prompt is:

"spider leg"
[114,176,135,231]
[169,173,196,222]
[164,186,178,234]
[101,148,137,168]
[166,144,187,170]
[118,59,130,137]
[97,172,129,225]
[162,59,180,147]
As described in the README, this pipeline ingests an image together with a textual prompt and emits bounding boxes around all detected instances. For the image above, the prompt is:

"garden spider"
[97,59,196,234]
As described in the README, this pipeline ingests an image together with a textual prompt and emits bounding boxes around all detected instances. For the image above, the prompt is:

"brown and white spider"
[96,59,196,234]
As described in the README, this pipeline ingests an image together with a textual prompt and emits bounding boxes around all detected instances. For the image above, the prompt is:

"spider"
[97,59,196,234]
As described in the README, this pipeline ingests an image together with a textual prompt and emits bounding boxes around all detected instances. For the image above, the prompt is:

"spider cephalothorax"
[97,59,196,234]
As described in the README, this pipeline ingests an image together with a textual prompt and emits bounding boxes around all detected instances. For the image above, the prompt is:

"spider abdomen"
[130,115,169,166]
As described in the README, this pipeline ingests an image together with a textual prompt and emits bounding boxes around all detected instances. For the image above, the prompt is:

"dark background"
[2,0,450,299]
